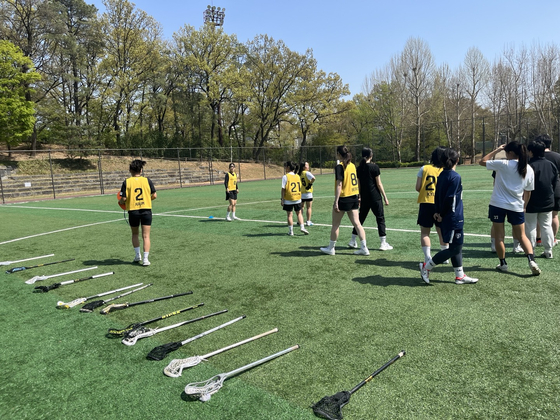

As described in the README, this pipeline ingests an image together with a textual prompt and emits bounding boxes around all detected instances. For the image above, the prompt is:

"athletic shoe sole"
[419,262,430,284]
[320,247,335,255]
[529,261,541,276]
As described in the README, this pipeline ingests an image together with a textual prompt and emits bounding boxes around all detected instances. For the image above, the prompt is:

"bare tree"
[401,37,435,161]
[461,47,489,162]
[529,43,560,136]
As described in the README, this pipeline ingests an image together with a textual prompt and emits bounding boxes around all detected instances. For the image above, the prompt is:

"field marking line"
[0,219,123,245]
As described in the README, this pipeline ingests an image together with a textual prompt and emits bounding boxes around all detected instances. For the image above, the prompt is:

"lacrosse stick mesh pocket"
[311,391,350,420]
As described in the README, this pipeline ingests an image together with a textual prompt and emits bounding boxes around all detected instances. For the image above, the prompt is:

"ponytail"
[441,148,459,170]
[359,147,373,170]
[505,141,528,178]
[336,145,352,168]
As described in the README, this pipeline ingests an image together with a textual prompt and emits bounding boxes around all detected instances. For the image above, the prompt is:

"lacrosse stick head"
[34,285,52,293]
[311,391,351,420]
[25,275,46,284]
[164,357,203,377]
[121,326,151,345]
[146,341,182,361]
[184,374,225,402]
[107,323,141,338]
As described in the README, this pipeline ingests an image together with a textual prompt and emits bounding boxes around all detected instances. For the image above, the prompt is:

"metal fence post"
[177,148,183,188]
[98,150,105,195]
[48,151,56,199]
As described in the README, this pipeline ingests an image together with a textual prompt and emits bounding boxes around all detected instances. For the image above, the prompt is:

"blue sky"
[89,0,560,97]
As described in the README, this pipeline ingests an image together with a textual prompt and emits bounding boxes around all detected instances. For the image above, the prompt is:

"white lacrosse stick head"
[121,327,153,346]
[164,356,204,377]
[184,374,225,402]
[25,275,47,284]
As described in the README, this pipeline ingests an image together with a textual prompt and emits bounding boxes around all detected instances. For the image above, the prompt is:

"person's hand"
[384,198,389,205]
[333,202,340,213]
[496,144,506,152]
[433,213,442,222]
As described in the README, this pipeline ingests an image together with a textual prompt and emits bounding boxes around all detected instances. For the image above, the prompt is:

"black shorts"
[128,209,152,228]
[301,197,313,203]
[283,203,302,212]
[338,195,359,212]
[226,191,238,201]
[417,203,440,228]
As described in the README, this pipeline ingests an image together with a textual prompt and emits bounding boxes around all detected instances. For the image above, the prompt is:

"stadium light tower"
[203,5,225,27]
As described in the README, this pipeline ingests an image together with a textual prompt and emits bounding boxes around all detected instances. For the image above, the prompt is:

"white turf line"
[1,192,499,246]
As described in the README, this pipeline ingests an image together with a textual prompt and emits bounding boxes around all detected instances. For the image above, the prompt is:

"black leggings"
[433,242,463,267]
[352,199,386,237]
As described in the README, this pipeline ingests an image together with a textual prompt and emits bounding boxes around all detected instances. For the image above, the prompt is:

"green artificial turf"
[1,165,559,419]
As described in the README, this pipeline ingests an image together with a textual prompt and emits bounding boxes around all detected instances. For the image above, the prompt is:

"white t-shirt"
[486,159,534,212]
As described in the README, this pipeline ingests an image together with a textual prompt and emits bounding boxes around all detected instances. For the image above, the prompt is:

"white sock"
[143,251,149,260]
[329,240,337,250]
[289,225,293,234]
[491,238,496,247]
[380,236,387,245]
[454,267,465,278]
[441,244,449,251]
[422,246,431,262]
[351,234,357,242]
[425,258,436,271]
[300,224,306,230]
[227,212,231,218]
[361,239,367,249]
[232,212,236,218]
[134,247,141,258]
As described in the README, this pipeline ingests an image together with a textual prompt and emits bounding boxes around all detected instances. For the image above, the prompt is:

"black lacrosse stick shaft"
[126,291,193,307]
[107,303,204,337]
[350,350,406,395]
[6,258,75,274]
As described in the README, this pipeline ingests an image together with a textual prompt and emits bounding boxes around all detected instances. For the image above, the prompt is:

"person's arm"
[333,180,342,212]
[376,176,389,205]
[118,181,127,206]
[480,144,506,166]
[415,176,422,192]
[148,179,157,200]
[224,173,229,193]
[523,190,531,211]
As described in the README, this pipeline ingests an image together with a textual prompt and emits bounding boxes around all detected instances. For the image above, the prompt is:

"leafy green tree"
[0,40,41,148]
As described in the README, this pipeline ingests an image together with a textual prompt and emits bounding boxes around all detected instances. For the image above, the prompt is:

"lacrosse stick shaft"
[6,258,75,273]
[34,271,114,292]
[107,304,204,336]
[80,283,152,312]
[126,291,194,308]
[181,315,246,346]
[0,254,55,266]
[122,309,228,345]
[225,345,300,378]
[350,350,406,395]
[100,291,194,314]
[25,266,98,284]
[57,282,143,308]
[202,328,278,360]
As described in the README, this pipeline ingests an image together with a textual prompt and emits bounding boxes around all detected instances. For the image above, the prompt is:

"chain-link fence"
[0,145,365,204]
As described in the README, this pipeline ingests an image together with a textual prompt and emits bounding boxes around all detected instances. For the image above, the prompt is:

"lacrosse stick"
[121,309,228,346]
[147,315,246,361]
[25,266,98,284]
[185,344,300,402]
[80,283,153,312]
[107,303,204,337]
[164,328,278,377]
[99,291,193,314]
[56,283,143,309]
[34,271,115,293]
[0,254,55,266]
[311,350,406,420]
[6,258,75,274]
[117,192,128,224]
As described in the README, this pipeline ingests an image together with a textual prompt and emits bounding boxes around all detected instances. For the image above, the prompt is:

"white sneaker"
[529,260,541,276]
[300,228,309,235]
[354,247,370,256]
[455,275,478,285]
[287,232,294,236]
[320,247,335,255]
[442,259,450,264]
[142,259,151,266]
[554,239,558,247]
[226,216,232,222]
[513,245,524,254]
[233,216,241,220]
[379,242,393,251]
[419,262,430,284]
[496,263,508,272]
[541,251,553,259]
[348,240,358,249]
[133,255,141,263]
[306,221,313,226]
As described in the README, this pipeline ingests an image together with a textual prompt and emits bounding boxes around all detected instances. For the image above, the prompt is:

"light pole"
[203,5,226,26]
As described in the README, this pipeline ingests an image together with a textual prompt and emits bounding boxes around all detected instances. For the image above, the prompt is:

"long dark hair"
[336,145,352,168]
[129,159,146,174]
[430,146,447,168]
[441,148,459,170]
[285,161,298,173]
[298,162,307,176]
[504,141,528,178]
[358,147,373,170]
